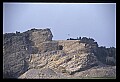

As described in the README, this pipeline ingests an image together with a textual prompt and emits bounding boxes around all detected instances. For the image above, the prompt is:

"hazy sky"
[3,3,116,48]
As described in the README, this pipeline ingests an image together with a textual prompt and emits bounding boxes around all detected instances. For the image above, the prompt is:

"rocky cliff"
[3,28,54,78]
[3,28,116,79]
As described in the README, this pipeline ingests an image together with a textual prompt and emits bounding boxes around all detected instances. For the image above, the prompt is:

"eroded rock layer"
[3,28,116,79]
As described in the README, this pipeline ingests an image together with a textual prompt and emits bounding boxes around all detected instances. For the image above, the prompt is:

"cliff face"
[3,28,54,78]
[3,28,116,79]
[3,33,28,78]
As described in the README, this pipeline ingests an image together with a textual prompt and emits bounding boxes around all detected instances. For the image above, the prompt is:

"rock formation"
[3,28,116,79]
[3,28,53,78]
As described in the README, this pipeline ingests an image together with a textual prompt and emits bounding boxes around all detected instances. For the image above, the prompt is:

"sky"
[3,3,116,48]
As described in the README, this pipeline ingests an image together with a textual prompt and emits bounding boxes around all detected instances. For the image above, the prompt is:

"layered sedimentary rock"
[3,28,53,78]
[3,34,29,78]
[74,66,116,78]
[18,66,116,79]
[37,41,59,53]
[3,28,116,79]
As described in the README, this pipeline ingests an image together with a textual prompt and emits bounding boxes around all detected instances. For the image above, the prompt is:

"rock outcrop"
[3,34,29,78]
[3,28,53,78]
[18,66,116,79]
[74,66,116,78]
[3,28,116,79]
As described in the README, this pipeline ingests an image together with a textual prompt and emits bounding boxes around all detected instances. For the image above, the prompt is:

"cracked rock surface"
[3,28,116,79]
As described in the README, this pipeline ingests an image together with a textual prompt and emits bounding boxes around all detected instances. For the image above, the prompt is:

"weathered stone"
[19,68,60,79]
[74,66,116,78]
[19,66,116,79]
[3,28,116,79]
[57,53,99,75]
[37,41,58,53]
[3,28,53,78]
[3,35,29,78]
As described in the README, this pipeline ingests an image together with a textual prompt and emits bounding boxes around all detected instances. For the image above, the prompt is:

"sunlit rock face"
[3,28,116,79]
[3,28,53,78]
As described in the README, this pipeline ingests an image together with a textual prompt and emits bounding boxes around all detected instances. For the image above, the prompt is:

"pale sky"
[3,3,116,48]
